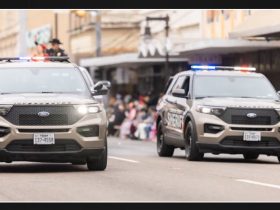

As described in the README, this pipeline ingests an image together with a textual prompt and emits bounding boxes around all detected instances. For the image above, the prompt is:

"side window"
[182,76,190,95]
[171,76,186,92]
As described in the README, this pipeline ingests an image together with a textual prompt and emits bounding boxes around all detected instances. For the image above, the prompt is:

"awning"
[229,11,280,39]
[177,39,280,55]
[79,53,188,67]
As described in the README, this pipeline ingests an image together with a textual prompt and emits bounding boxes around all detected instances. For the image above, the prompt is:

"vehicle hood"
[196,97,280,109]
[0,93,98,105]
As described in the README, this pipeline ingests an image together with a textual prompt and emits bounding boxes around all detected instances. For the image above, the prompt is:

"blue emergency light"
[190,65,256,71]
[191,65,216,70]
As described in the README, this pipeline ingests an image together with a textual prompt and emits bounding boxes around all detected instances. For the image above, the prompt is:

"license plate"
[33,133,55,145]
[243,131,261,141]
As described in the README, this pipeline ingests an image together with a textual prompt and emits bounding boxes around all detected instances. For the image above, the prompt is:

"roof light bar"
[190,65,256,71]
[233,66,256,71]
[191,65,216,70]
[0,56,69,62]
[19,56,31,60]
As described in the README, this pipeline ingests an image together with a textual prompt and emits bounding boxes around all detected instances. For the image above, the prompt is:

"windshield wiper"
[40,91,71,94]
[195,96,266,99]
[40,91,57,94]
[195,96,224,99]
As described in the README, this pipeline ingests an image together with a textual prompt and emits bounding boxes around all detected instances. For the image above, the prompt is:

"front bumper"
[193,111,280,154]
[0,112,107,161]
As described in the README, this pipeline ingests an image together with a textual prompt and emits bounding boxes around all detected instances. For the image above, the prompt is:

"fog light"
[77,125,99,137]
[0,126,11,137]
[204,124,224,134]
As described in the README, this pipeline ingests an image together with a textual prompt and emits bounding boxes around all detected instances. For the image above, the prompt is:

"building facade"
[0,10,70,57]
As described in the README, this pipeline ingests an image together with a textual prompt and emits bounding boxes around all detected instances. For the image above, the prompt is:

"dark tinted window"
[182,77,190,94]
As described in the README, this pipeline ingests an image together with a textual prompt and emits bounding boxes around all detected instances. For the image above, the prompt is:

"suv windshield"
[0,68,90,95]
[194,75,278,100]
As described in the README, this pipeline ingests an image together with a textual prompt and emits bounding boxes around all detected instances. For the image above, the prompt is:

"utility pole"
[18,10,27,56]
[54,13,58,38]
[95,10,101,57]
[164,15,170,81]
[145,15,170,83]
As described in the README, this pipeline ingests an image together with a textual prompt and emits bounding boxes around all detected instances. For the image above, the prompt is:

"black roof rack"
[0,56,70,62]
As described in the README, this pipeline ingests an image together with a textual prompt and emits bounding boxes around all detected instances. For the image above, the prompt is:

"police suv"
[0,56,110,170]
[156,65,280,162]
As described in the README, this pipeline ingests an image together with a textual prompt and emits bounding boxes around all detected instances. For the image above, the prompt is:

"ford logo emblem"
[38,111,50,117]
[247,113,257,118]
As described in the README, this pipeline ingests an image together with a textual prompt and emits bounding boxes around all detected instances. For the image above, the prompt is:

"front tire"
[243,153,259,160]
[157,121,174,157]
[87,138,108,171]
[185,121,204,161]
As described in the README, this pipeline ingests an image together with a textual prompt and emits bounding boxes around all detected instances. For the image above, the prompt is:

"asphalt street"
[0,137,280,201]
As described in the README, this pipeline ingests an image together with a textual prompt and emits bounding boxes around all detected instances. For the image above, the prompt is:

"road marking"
[236,179,280,190]
[108,156,139,163]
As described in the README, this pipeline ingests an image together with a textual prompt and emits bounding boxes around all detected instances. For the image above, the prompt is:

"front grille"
[220,136,280,147]
[6,139,81,152]
[3,105,83,126]
[19,114,68,125]
[219,108,279,125]
[230,127,272,131]
[232,115,271,125]
[18,129,70,133]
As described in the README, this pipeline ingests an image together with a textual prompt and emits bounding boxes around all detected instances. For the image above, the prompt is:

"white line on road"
[236,179,280,190]
[108,156,139,163]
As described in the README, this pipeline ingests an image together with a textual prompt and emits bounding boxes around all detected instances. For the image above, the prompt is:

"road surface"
[0,137,280,201]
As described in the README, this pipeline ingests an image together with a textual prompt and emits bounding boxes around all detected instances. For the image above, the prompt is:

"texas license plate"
[243,131,261,141]
[33,133,55,145]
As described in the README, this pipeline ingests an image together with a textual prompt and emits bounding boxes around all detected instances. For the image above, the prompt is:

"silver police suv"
[156,65,280,162]
[0,56,109,171]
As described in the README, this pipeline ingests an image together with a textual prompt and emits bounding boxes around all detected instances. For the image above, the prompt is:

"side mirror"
[100,81,111,89]
[172,88,186,98]
[93,81,103,91]
[92,81,109,96]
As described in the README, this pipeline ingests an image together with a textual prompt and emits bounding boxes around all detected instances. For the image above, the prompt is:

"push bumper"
[197,142,280,156]
[0,148,105,163]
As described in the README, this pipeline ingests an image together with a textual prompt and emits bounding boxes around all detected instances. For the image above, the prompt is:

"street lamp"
[144,15,170,82]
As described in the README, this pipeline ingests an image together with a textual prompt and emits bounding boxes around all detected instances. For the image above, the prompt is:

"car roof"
[0,61,77,68]
[175,70,263,77]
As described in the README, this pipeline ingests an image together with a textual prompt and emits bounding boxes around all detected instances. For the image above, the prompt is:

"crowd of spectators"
[107,92,161,141]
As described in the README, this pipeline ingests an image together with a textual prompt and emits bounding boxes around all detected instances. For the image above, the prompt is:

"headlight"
[275,108,280,116]
[0,105,13,116]
[74,105,100,114]
[196,105,226,116]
